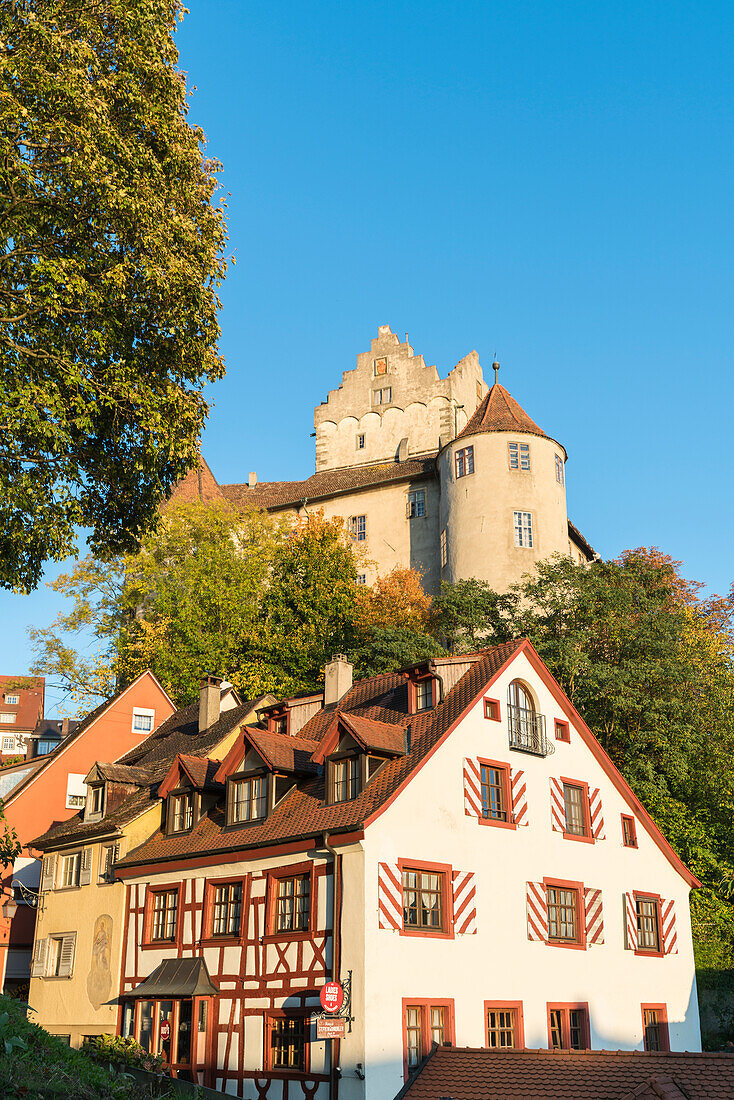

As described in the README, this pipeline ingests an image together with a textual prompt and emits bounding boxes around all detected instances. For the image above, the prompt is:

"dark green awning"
[125,957,218,998]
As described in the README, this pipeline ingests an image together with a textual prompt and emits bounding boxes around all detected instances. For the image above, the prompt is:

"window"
[636,895,661,953]
[476,381,482,400]
[403,1001,454,1078]
[150,889,178,942]
[562,783,588,837]
[554,719,570,742]
[403,868,445,932]
[484,698,500,721]
[0,714,15,725]
[331,756,359,803]
[275,874,310,933]
[1,736,15,750]
[99,844,119,884]
[642,1005,669,1052]
[132,709,154,733]
[622,814,638,848]
[405,1005,423,1071]
[485,1003,523,1049]
[508,442,530,470]
[406,489,426,518]
[415,679,433,712]
[440,528,448,568]
[555,454,565,485]
[513,510,533,548]
[211,881,242,937]
[455,446,474,478]
[90,785,104,816]
[546,885,580,944]
[548,1004,589,1050]
[348,514,367,541]
[374,356,388,375]
[60,852,81,889]
[231,776,267,823]
[67,793,85,808]
[37,738,59,756]
[480,763,509,822]
[267,1014,307,1072]
[4,694,19,705]
[169,792,193,833]
[356,574,367,585]
[373,386,392,405]
[268,714,288,735]
[46,934,76,978]
[356,433,366,449]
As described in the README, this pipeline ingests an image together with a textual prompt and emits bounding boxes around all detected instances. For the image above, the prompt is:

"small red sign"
[159,1020,171,1043]
[317,1016,346,1040]
[320,980,344,1014]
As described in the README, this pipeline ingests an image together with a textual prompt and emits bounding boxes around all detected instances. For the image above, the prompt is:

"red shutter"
[377,862,402,930]
[526,881,548,941]
[589,787,606,839]
[550,778,565,832]
[584,887,604,945]
[625,891,638,951]
[661,899,678,955]
[463,758,482,818]
[510,768,528,826]
[452,871,477,934]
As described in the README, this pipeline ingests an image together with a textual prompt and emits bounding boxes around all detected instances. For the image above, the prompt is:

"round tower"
[438,365,571,592]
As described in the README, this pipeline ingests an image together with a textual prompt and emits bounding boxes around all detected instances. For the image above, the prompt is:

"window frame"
[641,1003,670,1052]
[409,675,436,714]
[454,446,475,479]
[59,850,82,890]
[560,776,593,843]
[546,1002,590,1050]
[142,883,181,949]
[555,454,565,485]
[4,694,19,706]
[513,510,533,548]
[621,814,638,848]
[399,858,454,940]
[373,386,392,406]
[554,719,570,743]
[634,892,663,957]
[227,771,268,826]
[265,861,317,942]
[401,998,455,1081]
[508,441,531,471]
[484,1001,525,1050]
[348,514,367,541]
[406,489,426,519]
[202,874,248,945]
[440,528,448,568]
[477,756,516,831]
[166,789,195,835]
[327,752,360,805]
[356,433,366,450]
[132,707,155,734]
[483,697,501,722]
[264,1009,311,1075]
[543,877,586,950]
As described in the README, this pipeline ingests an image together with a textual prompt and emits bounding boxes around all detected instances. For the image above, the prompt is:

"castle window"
[513,511,533,548]
[374,357,388,376]
[508,442,530,470]
[440,529,448,568]
[373,386,392,405]
[555,454,565,485]
[356,433,366,450]
[406,489,425,518]
[349,515,367,541]
[481,763,509,822]
[476,381,482,401]
[356,574,367,585]
[455,446,474,478]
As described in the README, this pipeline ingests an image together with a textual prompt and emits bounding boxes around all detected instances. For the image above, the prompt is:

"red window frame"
[264,1009,311,1075]
[408,675,436,714]
[142,882,182,949]
[264,860,317,942]
[201,874,248,946]
[484,697,501,722]
[634,891,664,957]
[641,1003,670,1051]
[621,814,638,848]
[477,756,516,831]
[546,1002,590,1050]
[543,876,587,950]
[398,858,454,940]
[401,998,455,1081]
[554,719,570,742]
[560,775,594,844]
[484,1000,525,1049]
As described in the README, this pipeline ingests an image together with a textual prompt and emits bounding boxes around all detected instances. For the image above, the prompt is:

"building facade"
[170,325,596,594]
[31,645,700,1098]
[0,675,45,756]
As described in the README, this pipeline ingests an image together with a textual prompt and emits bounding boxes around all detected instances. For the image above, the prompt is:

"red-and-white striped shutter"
[625,891,638,950]
[589,788,605,839]
[510,768,528,826]
[526,881,548,941]
[584,887,604,945]
[550,778,565,832]
[452,871,477,934]
[377,862,402,930]
[661,899,678,955]
[463,758,482,818]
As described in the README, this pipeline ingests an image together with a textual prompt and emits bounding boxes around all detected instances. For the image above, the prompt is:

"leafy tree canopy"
[0,0,227,591]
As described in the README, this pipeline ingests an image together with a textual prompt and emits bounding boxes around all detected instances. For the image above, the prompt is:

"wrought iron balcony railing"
[507,705,554,757]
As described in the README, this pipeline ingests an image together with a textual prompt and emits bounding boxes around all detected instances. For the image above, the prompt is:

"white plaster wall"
[359,650,700,1100]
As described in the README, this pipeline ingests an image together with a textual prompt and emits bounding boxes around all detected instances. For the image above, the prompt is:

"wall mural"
[87,913,113,1009]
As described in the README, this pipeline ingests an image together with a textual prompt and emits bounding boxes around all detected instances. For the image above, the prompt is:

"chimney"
[324,654,353,706]
[248,472,257,487]
[61,717,70,736]
[199,674,223,732]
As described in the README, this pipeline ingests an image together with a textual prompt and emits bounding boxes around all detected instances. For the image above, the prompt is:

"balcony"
[507,705,555,757]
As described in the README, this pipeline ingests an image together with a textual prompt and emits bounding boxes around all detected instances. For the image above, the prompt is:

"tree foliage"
[0,0,227,591]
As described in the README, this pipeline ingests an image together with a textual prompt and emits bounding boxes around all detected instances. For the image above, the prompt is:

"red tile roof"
[456,382,552,444]
[396,1047,734,1100]
[241,727,321,774]
[177,755,223,790]
[0,675,44,732]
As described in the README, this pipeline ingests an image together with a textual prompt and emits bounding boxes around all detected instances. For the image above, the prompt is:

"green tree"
[0,0,227,591]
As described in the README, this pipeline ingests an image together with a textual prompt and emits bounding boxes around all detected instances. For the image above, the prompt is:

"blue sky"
[3,0,733,712]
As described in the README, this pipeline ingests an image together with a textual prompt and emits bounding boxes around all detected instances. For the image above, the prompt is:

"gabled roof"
[394,1047,734,1100]
[455,382,554,445]
[311,713,406,764]
[214,726,321,782]
[158,755,223,799]
[86,762,150,786]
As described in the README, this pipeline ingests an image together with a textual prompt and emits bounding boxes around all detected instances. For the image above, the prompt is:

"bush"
[82,1033,167,1075]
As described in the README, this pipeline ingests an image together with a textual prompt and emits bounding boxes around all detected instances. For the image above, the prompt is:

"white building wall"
[358,650,700,1100]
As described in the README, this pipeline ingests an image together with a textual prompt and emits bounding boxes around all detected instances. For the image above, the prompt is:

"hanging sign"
[320,980,344,1014]
[317,1016,347,1040]
[159,1019,171,1043]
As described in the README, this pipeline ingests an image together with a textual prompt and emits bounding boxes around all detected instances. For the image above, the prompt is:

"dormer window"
[86,783,105,821]
[415,679,434,712]
[169,791,193,833]
[331,756,359,804]
[229,775,267,824]
[272,716,288,735]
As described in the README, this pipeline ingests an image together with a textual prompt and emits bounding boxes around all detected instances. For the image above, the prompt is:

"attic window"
[230,776,267,824]
[169,792,193,833]
[4,694,19,706]
[330,756,359,804]
[132,708,155,733]
[268,714,289,736]
[86,784,105,820]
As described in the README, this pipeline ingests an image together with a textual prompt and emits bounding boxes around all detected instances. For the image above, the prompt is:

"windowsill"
[401,926,454,941]
[265,1068,310,1079]
[562,831,595,845]
[141,939,178,951]
[262,930,312,944]
[623,843,639,850]
[43,975,72,981]
[634,948,664,958]
[547,939,587,952]
[200,935,243,948]
[478,816,517,831]
[57,885,81,892]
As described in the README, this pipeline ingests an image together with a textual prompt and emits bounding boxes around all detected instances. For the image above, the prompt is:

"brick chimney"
[324,654,353,706]
[199,674,223,732]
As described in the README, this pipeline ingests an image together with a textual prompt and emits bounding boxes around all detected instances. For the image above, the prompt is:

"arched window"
[507,680,535,715]
[507,681,543,753]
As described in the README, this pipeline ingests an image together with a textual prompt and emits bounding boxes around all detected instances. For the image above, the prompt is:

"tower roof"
[456,382,551,442]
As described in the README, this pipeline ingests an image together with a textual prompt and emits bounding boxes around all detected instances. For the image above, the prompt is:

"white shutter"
[31,937,48,978]
[79,847,93,886]
[57,933,77,978]
[40,854,56,892]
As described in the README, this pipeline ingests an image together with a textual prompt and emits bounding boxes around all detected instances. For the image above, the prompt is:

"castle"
[174,324,595,592]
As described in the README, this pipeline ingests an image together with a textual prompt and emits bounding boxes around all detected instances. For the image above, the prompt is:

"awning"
[124,957,218,998]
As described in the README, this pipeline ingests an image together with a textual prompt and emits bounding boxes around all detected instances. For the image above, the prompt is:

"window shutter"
[510,768,528,825]
[462,758,482,818]
[377,862,402,930]
[625,891,638,951]
[589,787,606,839]
[452,871,477,934]
[526,881,548,942]
[661,899,678,955]
[584,887,605,945]
[40,854,56,892]
[550,778,565,832]
[57,932,77,978]
[79,847,93,886]
[31,937,47,978]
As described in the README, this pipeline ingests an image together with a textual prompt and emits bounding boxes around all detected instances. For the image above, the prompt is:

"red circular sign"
[320,981,344,1014]
[159,1020,171,1043]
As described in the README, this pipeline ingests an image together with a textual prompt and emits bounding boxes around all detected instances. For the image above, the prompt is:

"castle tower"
[438,367,572,592]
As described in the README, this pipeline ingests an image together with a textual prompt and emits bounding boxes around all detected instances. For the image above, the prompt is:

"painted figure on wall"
[86,913,113,1010]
